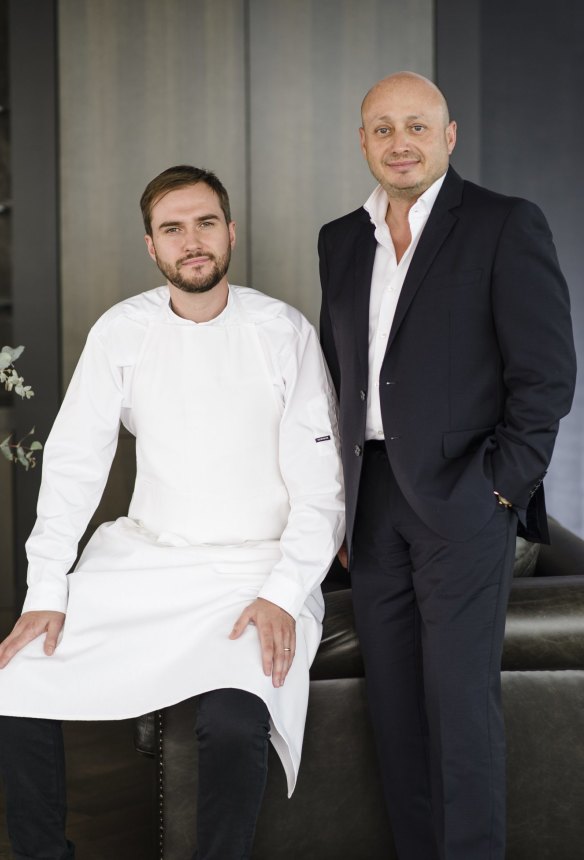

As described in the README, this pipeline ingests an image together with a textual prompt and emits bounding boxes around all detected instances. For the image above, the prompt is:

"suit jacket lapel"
[385,167,463,353]
[353,213,377,384]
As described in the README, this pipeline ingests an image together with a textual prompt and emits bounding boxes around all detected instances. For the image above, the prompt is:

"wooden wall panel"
[56,0,434,525]
[58,0,248,526]
[248,0,434,324]
[59,0,434,359]
[59,0,247,380]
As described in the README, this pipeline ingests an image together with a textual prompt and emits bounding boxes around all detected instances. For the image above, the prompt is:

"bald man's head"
[361,72,450,126]
[359,71,456,201]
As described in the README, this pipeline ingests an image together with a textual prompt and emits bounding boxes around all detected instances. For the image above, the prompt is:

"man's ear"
[229,221,236,249]
[446,121,457,155]
[359,126,367,159]
[144,234,156,262]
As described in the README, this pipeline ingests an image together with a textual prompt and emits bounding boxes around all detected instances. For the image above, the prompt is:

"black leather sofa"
[135,517,584,859]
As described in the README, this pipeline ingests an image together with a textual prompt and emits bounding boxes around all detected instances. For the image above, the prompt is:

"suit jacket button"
[359,389,366,401]
[354,444,362,456]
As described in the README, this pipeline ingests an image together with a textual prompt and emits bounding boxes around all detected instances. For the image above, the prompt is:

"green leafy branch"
[0,345,43,470]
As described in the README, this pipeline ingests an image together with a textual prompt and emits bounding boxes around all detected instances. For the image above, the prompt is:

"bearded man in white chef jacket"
[0,165,345,860]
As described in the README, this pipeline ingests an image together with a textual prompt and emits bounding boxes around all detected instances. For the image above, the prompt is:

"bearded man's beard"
[155,246,231,294]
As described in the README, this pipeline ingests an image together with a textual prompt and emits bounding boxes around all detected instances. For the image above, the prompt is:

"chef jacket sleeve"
[257,321,345,619]
[22,326,124,614]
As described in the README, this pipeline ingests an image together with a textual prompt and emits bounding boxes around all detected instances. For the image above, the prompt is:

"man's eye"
[376,127,390,135]
[199,221,214,228]
[411,125,425,132]
[165,227,180,233]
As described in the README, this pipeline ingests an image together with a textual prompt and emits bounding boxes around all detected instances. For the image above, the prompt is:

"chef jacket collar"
[162,283,236,326]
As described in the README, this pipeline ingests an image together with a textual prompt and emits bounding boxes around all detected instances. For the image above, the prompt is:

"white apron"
[0,301,323,793]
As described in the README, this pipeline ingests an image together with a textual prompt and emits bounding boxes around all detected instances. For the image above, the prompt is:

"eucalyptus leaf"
[1,345,24,361]
[1,344,41,469]
[16,446,29,469]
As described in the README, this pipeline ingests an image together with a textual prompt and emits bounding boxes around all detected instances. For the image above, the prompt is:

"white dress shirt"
[364,173,446,440]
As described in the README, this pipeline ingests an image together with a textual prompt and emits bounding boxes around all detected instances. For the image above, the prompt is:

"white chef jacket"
[1,284,345,795]
[24,285,344,619]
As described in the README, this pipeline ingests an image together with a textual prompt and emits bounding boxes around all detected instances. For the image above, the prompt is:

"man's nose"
[183,230,202,250]
[391,128,409,152]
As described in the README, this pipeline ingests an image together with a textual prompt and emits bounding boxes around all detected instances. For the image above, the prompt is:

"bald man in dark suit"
[318,71,576,860]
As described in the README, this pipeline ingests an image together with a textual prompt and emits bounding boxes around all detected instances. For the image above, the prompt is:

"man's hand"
[230,598,296,688]
[337,539,348,569]
[0,611,66,669]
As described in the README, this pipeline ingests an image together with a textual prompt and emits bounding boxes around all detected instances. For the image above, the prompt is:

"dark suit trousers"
[0,689,270,860]
[351,441,517,860]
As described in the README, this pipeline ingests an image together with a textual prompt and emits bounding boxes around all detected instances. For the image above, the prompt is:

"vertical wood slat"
[248,0,434,325]
[58,0,248,381]
[435,0,481,184]
[56,0,435,533]
[59,0,435,364]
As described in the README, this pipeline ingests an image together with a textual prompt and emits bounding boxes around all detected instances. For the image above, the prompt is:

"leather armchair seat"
[135,518,584,859]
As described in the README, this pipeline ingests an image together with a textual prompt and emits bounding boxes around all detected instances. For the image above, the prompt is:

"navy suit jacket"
[319,167,576,556]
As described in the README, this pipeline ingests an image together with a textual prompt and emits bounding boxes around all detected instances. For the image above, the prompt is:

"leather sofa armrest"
[316,574,584,678]
[133,710,157,758]
[535,518,584,578]
[503,576,584,670]
[310,589,363,680]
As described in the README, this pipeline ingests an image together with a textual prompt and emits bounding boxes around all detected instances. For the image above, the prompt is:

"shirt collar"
[363,171,447,231]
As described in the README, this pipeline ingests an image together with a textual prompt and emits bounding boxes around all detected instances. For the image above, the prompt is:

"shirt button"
[359,389,366,401]
[354,444,362,456]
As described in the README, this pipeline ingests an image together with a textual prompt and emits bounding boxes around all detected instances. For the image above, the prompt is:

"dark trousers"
[351,442,517,860]
[0,717,73,860]
[0,688,270,860]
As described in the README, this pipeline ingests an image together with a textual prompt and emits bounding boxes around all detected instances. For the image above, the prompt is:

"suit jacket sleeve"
[490,198,576,511]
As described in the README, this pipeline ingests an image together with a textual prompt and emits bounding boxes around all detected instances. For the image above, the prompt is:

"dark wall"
[437,0,584,535]
[8,0,60,609]
[481,0,584,535]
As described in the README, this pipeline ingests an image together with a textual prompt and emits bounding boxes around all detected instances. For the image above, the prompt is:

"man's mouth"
[179,255,211,268]
[385,159,420,172]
